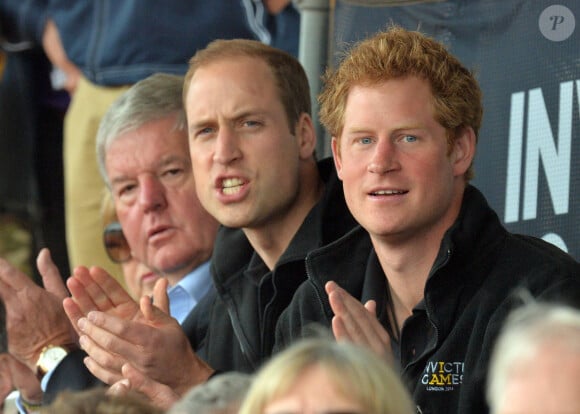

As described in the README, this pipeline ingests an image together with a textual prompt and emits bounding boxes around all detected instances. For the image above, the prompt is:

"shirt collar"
[167,260,213,323]
[171,260,212,302]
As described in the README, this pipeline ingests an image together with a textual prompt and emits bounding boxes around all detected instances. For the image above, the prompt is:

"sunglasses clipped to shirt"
[103,222,131,263]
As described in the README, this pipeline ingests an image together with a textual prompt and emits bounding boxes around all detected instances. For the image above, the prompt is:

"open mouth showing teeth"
[370,190,407,196]
[222,178,245,195]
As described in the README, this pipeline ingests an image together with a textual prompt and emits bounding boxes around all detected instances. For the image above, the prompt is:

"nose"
[368,138,399,174]
[213,126,242,164]
[138,174,167,212]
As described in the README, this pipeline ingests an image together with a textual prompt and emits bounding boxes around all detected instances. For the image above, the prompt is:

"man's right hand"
[0,249,76,372]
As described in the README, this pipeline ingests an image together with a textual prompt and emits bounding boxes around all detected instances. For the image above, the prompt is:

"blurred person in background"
[167,372,253,414]
[42,386,163,414]
[239,338,415,414]
[487,301,580,414]
[0,11,69,281]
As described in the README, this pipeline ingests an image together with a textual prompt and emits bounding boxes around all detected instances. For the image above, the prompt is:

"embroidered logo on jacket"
[421,360,464,391]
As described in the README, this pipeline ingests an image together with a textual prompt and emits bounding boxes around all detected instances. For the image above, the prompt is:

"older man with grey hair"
[487,300,580,414]
[0,73,219,409]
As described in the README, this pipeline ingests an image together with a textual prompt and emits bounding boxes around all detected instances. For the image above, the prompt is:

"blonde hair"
[239,338,415,414]
[319,26,482,180]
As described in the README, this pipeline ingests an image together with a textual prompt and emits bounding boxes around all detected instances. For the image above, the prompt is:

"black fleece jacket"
[184,157,358,373]
[275,185,580,414]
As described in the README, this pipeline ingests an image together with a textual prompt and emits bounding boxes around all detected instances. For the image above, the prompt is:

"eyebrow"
[188,118,213,135]
[157,154,189,167]
[109,155,188,185]
[189,109,270,132]
[345,124,424,134]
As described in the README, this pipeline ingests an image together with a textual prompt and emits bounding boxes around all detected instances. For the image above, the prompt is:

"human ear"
[331,137,343,180]
[452,127,476,177]
[295,113,317,160]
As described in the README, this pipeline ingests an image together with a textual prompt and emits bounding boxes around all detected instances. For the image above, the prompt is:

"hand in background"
[41,19,81,94]
[0,353,42,404]
[263,0,292,14]
[0,249,76,371]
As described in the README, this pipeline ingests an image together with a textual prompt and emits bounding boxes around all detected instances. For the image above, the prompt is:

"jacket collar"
[305,185,509,339]
[211,157,357,290]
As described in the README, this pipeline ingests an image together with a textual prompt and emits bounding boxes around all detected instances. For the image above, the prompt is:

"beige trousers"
[64,76,129,283]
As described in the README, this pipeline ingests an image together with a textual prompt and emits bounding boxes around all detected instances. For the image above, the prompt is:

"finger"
[121,363,179,410]
[327,282,357,320]
[325,280,339,296]
[62,297,86,335]
[328,287,369,343]
[364,300,377,315]
[37,248,69,299]
[331,314,348,341]
[328,281,368,322]
[67,267,108,315]
[141,295,155,322]
[140,293,177,328]
[88,267,134,308]
[78,331,125,375]
[83,355,123,385]
[327,283,377,344]
[152,278,169,315]
[79,312,152,365]
[332,289,392,358]
[327,280,358,321]
[107,378,131,397]
[79,313,133,355]
[121,363,150,392]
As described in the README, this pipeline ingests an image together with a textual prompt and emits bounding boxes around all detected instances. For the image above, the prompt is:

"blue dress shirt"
[167,260,213,324]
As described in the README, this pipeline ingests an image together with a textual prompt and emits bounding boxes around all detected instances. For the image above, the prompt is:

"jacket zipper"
[224,295,259,370]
